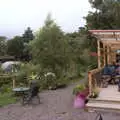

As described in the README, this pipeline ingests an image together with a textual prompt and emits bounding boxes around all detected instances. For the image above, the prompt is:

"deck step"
[89,98,120,104]
[87,102,120,111]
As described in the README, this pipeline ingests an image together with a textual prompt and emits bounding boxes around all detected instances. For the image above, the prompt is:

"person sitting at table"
[106,62,116,83]
[102,64,113,76]
[101,64,113,86]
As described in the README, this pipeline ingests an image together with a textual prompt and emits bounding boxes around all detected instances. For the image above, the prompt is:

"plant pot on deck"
[89,93,98,98]
[89,87,100,98]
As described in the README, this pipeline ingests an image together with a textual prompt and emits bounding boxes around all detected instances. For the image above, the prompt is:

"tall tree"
[22,27,34,61]
[22,27,34,43]
[0,36,7,56]
[7,36,24,59]
[30,14,69,77]
[86,0,120,29]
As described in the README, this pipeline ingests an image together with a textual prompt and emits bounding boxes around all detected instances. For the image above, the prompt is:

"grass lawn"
[0,93,16,107]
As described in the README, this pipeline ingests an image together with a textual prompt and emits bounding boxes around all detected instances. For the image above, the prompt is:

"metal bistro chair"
[22,80,40,105]
[86,109,103,120]
[101,75,110,88]
[94,110,103,120]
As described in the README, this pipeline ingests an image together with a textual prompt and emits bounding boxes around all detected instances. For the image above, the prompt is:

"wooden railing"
[88,68,103,95]
[0,74,16,88]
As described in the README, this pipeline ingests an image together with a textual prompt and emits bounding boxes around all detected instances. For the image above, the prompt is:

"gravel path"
[0,82,120,120]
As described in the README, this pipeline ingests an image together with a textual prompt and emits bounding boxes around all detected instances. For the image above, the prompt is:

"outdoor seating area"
[2,0,120,119]
[88,30,120,96]
[87,30,120,110]
[12,80,40,105]
[100,63,120,89]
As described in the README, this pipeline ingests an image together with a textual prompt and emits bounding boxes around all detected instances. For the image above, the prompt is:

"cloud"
[0,0,91,38]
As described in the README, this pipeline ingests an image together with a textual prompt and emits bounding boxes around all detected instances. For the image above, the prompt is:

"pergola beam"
[89,29,120,65]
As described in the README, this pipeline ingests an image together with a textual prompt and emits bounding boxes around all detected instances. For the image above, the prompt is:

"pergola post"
[107,46,110,64]
[12,76,16,89]
[97,40,101,68]
[103,44,106,66]
[88,71,92,96]
[109,46,113,64]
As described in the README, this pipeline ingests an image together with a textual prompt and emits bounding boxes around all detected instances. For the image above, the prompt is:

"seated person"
[101,64,113,85]
[102,64,113,76]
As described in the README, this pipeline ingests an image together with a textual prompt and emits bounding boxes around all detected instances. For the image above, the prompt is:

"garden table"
[13,87,30,95]
[13,87,30,105]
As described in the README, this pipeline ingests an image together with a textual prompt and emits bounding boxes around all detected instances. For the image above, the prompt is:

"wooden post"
[109,46,112,64]
[111,48,116,62]
[12,76,16,89]
[103,44,106,66]
[111,49,115,62]
[97,40,101,68]
[107,46,110,64]
[88,72,92,96]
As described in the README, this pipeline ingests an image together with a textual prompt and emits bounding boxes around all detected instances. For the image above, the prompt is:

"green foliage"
[15,63,40,85]
[6,28,34,61]
[22,27,34,43]
[86,0,120,29]
[73,84,86,95]
[30,14,70,78]
[0,84,12,94]
[7,36,24,58]
[42,73,56,89]
[0,36,7,56]
[89,87,100,98]
[0,75,13,87]
[0,93,16,106]
[0,66,4,74]
[22,27,34,61]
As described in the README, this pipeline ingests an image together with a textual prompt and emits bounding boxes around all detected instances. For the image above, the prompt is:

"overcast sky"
[0,0,92,38]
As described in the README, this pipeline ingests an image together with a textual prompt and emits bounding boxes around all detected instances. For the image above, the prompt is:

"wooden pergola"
[88,30,120,95]
[89,30,120,68]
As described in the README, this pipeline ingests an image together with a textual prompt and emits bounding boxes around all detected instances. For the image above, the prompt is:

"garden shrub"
[0,84,12,94]
[43,72,56,89]
[73,84,86,95]
[15,71,28,86]
[15,63,40,86]
[0,74,13,87]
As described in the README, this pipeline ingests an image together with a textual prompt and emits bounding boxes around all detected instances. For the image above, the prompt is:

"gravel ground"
[0,82,120,120]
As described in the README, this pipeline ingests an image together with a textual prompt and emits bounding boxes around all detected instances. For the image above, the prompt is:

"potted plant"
[89,87,100,98]
[73,84,89,109]
[73,84,86,96]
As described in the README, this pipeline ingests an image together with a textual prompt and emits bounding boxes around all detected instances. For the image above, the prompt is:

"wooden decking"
[96,85,120,102]
[87,85,120,110]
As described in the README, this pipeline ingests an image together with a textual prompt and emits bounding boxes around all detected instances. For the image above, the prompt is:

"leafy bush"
[0,84,12,94]
[15,71,27,85]
[0,93,16,106]
[15,63,40,85]
[43,72,56,90]
[73,84,86,95]
[55,77,68,88]
[0,67,4,74]
[15,62,78,90]
[0,74,13,87]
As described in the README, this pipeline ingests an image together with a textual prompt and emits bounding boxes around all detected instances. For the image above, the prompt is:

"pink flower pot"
[74,96,85,108]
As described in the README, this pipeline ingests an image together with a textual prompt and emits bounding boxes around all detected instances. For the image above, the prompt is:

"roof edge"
[89,30,120,33]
